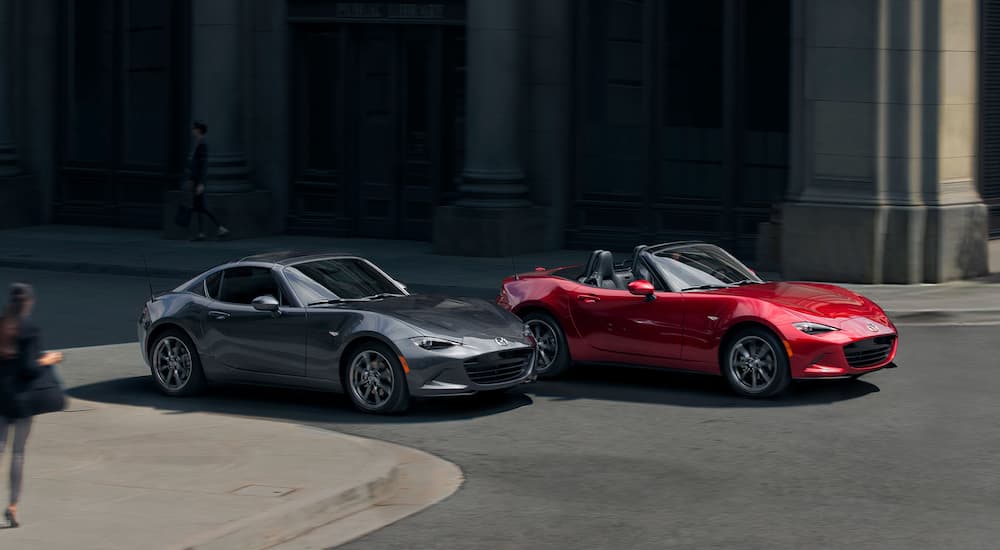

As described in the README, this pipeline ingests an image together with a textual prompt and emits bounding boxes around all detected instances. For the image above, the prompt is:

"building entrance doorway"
[289,23,465,240]
[572,0,791,260]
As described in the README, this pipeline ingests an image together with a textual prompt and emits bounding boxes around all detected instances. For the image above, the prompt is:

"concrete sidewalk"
[0,225,998,321]
[1,394,461,550]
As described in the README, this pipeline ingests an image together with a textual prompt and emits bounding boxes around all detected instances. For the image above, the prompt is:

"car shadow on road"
[528,363,881,408]
[67,376,534,424]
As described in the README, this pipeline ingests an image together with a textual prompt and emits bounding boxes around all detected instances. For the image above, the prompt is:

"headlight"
[411,337,462,350]
[793,321,840,334]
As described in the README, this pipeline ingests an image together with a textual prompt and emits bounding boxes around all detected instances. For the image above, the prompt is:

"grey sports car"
[137,251,536,413]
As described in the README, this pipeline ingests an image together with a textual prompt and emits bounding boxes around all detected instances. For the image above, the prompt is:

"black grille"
[464,348,534,385]
[843,335,895,368]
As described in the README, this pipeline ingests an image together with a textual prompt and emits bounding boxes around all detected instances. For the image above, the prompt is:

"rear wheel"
[523,311,571,378]
[150,329,207,397]
[722,327,791,398]
[346,342,410,414]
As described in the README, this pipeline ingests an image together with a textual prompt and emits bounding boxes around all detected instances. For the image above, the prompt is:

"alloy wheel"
[728,335,778,394]
[153,336,193,391]
[349,350,396,410]
[526,319,559,374]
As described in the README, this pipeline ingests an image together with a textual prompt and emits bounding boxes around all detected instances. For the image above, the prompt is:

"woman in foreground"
[0,283,63,528]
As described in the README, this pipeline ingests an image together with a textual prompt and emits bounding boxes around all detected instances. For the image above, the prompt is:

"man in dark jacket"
[187,121,229,241]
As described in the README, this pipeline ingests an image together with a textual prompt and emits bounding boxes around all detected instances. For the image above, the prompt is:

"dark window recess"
[218,267,281,305]
[659,211,720,232]
[583,207,643,229]
[303,32,340,171]
[663,0,724,129]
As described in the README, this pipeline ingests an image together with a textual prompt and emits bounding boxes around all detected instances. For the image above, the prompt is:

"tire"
[149,329,207,397]
[523,311,572,379]
[721,326,791,398]
[345,342,410,414]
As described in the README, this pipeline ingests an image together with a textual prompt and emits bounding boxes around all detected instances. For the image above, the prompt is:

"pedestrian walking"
[0,283,65,528]
[186,121,229,241]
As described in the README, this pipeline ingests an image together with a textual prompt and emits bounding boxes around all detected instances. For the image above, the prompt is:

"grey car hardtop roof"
[233,250,361,266]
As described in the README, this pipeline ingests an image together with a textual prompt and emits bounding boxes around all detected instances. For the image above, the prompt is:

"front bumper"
[398,336,536,397]
[788,324,898,379]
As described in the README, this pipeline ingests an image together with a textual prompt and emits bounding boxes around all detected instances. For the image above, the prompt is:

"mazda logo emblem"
[866,322,879,333]
[495,337,509,346]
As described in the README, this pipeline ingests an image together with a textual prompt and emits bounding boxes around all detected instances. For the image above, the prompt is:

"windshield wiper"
[732,279,762,286]
[681,284,731,291]
[364,292,406,300]
[307,298,371,306]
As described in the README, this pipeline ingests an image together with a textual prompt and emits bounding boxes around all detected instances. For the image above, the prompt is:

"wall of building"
[2,0,996,281]
[781,0,989,283]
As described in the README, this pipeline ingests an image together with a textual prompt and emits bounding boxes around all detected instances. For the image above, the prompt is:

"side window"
[204,271,222,299]
[217,267,282,305]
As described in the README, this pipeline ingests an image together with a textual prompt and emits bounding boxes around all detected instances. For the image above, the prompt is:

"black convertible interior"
[575,245,651,290]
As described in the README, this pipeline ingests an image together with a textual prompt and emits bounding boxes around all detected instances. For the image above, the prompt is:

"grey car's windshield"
[648,245,761,291]
[284,259,405,304]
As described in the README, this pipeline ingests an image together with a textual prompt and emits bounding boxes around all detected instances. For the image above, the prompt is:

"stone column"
[455,0,526,207]
[0,0,19,176]
[191,0,251,192]
[433,0,546,256]
[781,0,988,283]
[524,0,573,250]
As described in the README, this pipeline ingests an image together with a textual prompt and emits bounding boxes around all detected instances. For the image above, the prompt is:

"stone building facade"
[0,0,996,282]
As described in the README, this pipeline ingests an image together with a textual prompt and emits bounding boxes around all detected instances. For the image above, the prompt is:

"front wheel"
[150,329,207,397]
[346,343,410,414]
[722,327,791,398]
[523,311,571,379]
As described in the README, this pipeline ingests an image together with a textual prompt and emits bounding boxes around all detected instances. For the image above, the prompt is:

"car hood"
[348,294,524,340]
[711,282,888,323]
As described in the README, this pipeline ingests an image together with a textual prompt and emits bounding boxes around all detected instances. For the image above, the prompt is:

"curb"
[173,452,401,550]
[883,308,1000,325]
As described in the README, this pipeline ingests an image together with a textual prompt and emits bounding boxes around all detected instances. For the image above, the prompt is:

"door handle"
[208,311,230,320]
[577,295,600,303]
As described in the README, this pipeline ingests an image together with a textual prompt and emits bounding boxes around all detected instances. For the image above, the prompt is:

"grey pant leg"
[6,417,31,506]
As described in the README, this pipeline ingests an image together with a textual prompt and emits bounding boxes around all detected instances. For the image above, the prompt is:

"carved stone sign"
[289,2,463,23]
[335,3,446,19]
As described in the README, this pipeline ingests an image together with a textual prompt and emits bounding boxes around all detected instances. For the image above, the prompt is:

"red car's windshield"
[647,245,761,290]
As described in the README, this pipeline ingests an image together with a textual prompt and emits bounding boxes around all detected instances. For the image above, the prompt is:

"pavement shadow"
[67,376,534,424]
[529,363,880,408]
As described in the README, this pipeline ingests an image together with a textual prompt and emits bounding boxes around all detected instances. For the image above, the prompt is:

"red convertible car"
[497,242,898,397]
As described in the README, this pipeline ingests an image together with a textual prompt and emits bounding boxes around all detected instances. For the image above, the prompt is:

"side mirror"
[251,295,280,312]
[628,280,656,301]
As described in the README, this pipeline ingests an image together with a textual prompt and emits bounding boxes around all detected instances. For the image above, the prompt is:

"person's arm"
[191,143,207,188]
[17,323,45,380]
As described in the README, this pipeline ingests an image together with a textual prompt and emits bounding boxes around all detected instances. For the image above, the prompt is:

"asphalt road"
[7,268,998,549]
